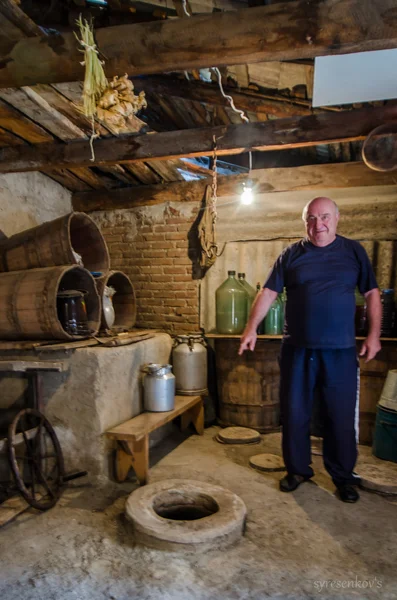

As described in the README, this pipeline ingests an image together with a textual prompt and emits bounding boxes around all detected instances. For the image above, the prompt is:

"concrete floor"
[1,427,397,600]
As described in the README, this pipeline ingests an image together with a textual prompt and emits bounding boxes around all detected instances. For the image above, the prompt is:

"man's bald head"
[302,197,339,222]
[302,197,340,247]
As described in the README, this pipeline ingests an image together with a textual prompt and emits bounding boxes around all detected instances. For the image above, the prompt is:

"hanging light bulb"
[241,180,254,205]
[240,151,254,205]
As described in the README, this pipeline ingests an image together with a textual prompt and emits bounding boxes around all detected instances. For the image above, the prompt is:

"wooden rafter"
[1,0,397,87]
[73,162,397,212]
[2,104,397,173]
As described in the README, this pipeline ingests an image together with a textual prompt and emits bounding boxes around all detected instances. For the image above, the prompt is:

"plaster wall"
[42,333,173,483]
[0,172,72,411]
[0,171,71,238]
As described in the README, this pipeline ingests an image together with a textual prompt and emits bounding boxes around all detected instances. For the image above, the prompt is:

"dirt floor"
[1,427,397,600]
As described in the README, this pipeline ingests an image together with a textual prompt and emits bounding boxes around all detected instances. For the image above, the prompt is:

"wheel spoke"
[31,461,55,498]
[9,408,64,509]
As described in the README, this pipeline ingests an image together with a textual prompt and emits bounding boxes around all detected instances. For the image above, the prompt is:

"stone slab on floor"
[0,428,396,600]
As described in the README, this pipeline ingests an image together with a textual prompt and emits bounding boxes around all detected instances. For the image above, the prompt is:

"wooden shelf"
[205,333,397,342]
[205,334,282,339]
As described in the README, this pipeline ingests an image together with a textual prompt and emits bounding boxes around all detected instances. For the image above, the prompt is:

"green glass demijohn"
[216,270,247,334]
[238,272,256,323]
[264,295,282,335]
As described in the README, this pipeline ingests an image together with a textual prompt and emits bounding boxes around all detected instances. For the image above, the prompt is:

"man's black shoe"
[337,484,359,503]
[279,474,310,492]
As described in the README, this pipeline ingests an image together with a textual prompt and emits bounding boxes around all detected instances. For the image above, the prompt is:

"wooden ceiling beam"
[1,0,397,88]
[2,104,397,173]
[0,0,43,38]
[73,162,397,212]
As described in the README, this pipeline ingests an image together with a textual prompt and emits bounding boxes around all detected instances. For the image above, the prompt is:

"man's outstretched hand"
[359,335,381,363]
[238,330,257,355]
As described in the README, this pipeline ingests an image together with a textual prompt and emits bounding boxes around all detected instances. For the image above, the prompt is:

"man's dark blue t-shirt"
[264,235,378,349]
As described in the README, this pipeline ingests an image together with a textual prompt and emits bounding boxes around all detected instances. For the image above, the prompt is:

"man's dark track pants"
[279,344,358,486]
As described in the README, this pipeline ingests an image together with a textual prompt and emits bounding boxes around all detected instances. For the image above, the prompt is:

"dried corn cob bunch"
[96,75,147,133]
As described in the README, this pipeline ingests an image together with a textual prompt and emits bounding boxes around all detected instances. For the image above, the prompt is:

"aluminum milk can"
[172,334,208,395]
[143,364,175,412]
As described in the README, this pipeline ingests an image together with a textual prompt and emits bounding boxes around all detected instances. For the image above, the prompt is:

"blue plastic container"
[372,405,397,463]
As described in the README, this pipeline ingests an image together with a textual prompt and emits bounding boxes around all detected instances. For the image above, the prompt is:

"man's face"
[304,197,339,247]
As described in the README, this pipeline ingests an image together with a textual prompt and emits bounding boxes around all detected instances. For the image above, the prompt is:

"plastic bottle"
[238,273,256,324]
[216,270,248,334]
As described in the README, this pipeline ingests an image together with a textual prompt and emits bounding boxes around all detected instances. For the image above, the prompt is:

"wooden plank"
[44,169,94,192]
[0,87,87,141]
[6,104,397,173]
[0,126,24,147]
[73,161,397,211]
[135,75,321,118]
[146,159,185,182]
[123,162,161,184]
[29,84,109,137]
[67,167,109,190]
[0,99,52,144]
[0,360,64,372]
[1,0,397,87]
[106,395,202,441]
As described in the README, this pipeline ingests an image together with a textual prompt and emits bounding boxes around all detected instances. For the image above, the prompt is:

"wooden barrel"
[0,266,100,340]
[214,338,280,432]
[96,270,136,332]
[0,212,110,273]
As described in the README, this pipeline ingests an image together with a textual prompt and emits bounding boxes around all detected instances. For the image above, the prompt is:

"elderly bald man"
[239,197,382,503]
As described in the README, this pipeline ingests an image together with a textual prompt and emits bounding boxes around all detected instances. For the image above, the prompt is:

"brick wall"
[94,203,201,334]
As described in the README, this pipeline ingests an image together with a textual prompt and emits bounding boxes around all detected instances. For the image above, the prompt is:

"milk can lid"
[146,363,172,375]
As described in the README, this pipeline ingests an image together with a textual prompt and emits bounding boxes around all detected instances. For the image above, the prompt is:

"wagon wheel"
[8,409,65,511]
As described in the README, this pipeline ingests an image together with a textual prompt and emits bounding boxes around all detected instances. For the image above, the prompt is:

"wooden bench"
[105,395,204,485]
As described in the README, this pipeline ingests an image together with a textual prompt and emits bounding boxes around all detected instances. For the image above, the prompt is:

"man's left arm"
[359,288,382,362]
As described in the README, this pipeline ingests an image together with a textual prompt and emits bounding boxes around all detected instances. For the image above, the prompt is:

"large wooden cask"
[0,212,110,273]
[0,265,100,340]
[214,338,280,432]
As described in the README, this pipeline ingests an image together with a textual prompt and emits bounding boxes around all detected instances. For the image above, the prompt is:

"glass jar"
[264,296,282,335]
[238,273,256,324]
[216,271,248,334]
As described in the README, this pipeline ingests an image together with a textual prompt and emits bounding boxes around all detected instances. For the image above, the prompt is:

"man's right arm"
[238,287,278,355]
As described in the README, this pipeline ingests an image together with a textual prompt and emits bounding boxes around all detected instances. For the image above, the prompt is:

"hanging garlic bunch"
[96,75,147,133]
